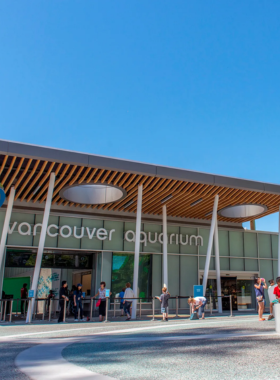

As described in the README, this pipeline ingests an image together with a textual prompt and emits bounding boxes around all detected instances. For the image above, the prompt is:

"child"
[74,284,86,321]
[188,296,207,319]
[156,287,170,322]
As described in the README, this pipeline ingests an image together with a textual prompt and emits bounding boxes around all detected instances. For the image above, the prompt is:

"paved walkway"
[0,316,279,379]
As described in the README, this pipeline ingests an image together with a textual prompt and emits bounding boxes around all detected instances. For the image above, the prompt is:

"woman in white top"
[188,296,207,319]
[123,282,135,321]
[93,281,111,322]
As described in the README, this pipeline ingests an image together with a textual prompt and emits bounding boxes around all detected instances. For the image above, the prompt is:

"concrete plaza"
[0,314,279,380]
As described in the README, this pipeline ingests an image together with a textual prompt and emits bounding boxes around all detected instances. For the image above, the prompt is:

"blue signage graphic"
[82,292,86,298]
[193,285,204,298]
[105,289,110,297]
[0,185,6,208]
[28,289,35,298]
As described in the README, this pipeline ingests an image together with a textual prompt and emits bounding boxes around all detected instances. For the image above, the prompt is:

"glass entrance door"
[221,277,237,310]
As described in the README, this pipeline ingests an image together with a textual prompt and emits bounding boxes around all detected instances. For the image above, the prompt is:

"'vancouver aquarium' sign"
[0,184,6,208]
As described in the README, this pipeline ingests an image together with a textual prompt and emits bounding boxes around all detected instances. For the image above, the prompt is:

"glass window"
[258,234,272,258]
[229,231,243,257]
[218,230,229,256]
[111,253,152,299]
[236,279,256,310]
[244,232,258,258]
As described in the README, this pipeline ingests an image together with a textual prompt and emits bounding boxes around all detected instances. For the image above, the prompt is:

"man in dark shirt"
[58,281,69,323]
[20,283,28,315]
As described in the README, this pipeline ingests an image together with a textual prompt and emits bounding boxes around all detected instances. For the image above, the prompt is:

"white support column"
[0,187,15,299]
[214,218,222,313]
[26,173,55,323]
[131,184,143,320]
[278,206,280,277]
[162,204,168,288]
[202,194,219,297]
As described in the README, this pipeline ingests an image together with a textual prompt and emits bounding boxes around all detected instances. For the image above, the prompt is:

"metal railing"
[0,294,236,323]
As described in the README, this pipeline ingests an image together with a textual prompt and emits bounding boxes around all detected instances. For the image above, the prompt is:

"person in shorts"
[268,279,276,320]
[273,277,280,303]
[254,277,267,321]
[188,296,207,319]
[119,287,126,316]
[156,287,170,322]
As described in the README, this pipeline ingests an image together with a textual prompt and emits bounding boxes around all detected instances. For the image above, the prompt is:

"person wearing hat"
[73,283,86,321]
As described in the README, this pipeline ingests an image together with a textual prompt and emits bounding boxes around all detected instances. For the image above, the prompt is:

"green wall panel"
[180,227,198,254]
[143,223,162,253]
[245,259,258,272]
[57,217,81,249]
[220,257,230,271]
[180,256,198,307]
[244,232,258,258]
[81,219,103,250]
[271,235,278,259]
[7,212,35,246]
[273,260,278,280]
[152,254,162,298]
[218,230,229,256]
[33,214,59,248]
[259,259,273,300]
[123,222,143,252]
[199,256,215,270]
[167,255,180,308]
[229,231,243,257]
[199,229,213,255]
[230,258,244,271]
[258,234,272,258]
[103,221,123,251]
[167,226,180,254]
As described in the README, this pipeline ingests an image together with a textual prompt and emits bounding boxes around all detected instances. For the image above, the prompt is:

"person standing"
[20,283,28,316]
[268,279,277,320]
[93,281,111,322]
[74,284,86,321]
[119,287,126,316]
[156,287,170,321]
[123,282,135,321]
[58,281,69,323]
[254,277,267,321]
[273,277,280,302]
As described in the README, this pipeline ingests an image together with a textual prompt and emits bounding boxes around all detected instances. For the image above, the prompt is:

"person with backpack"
[74,284,86,322]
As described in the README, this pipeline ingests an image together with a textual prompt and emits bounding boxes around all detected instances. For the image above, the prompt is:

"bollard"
[151,297,155,321]
[63,298,67,323]
[210,295,212,316]
[49,299,53,321]
[113,299,116,318]
[90,298,93,321]
[16,299,18,317]
[9,300,13,323]
[140,299,142,319]
[176,296,179,317]
[3,300,7,322]
[28,300,32,323]
[274,303,280,333]
[42,300,46,320]
[229,295,233,317]
[104,297,109,323]
[0,300,2,321]
[24,300,26,317]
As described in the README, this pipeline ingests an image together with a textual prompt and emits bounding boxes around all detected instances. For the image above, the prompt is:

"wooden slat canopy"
[1,151,280,224]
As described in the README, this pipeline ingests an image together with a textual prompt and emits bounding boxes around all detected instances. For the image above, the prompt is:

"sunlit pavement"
[1,315,279,380]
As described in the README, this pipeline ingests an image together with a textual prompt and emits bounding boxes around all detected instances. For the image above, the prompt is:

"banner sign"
[0,184,6,208]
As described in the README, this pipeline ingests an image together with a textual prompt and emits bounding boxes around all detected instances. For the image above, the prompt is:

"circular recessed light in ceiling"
[218,204,267,218]
[60,183,126,205]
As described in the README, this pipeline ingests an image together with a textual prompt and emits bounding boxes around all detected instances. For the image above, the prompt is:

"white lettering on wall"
[7,221,203,246]
[18,222,31,236]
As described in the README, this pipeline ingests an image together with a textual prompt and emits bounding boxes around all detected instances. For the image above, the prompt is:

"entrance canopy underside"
[1,139,280,223]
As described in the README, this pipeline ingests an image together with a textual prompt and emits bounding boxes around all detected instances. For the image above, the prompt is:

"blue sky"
[0,1,279,231]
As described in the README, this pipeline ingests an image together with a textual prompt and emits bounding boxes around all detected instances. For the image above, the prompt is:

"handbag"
[190,312,199,320]
[96,299,101,307]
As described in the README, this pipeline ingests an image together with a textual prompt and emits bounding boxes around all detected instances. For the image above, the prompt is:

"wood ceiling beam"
[20,161,48,202]
[5,157,25,192]
[15,160,40,200]
[33,163,63,203]
[2,156,16,185]
[29,162,56,202]
[0,155,8,176]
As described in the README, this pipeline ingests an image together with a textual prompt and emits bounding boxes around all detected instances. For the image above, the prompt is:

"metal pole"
[214,219,222,313]
[0,187,15,299]
[0,300,2,321]
[229,295,233,317]
[105,297,109,322]
[24,300,26,317]
[42,300,45,320]
[202,195,219,296]
[151,297,155,321]
[26,173,55,323]
[90,298,93,321]
[9,300,13,323]
[162,204,168,288]
[132,185,143,320]
[113,299,116,318]
[140,298,142,318]
[63,298,67,322]
[278,205,280,276]
[210,295,212,315]
[3,300,7,322]
[28,300,32,323]
[78,307,80,321]
[49,299,52,321]
[176,296,178,317]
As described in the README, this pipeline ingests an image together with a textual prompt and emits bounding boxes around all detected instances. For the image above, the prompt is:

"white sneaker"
[74,319,79,321]
[81,318,87,321]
